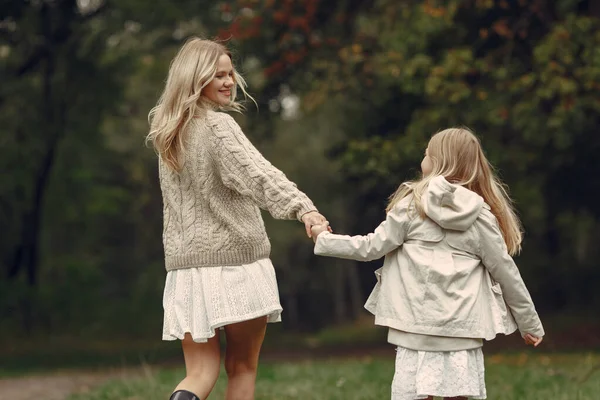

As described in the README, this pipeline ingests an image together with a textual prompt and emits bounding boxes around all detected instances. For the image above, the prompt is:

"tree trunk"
[591,0,600,18]
[331,261,347,324]
[283,291,299,329]
[347,263,363,319]
[7,2,67,332]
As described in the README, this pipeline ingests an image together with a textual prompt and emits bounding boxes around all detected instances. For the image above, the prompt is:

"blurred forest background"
[1,0,600,368]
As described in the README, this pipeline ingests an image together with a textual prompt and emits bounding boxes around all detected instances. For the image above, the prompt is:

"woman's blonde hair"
[387,127,523,255]
[146,37,253,171]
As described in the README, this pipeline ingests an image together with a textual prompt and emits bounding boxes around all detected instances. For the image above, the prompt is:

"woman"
[146,37,327,400]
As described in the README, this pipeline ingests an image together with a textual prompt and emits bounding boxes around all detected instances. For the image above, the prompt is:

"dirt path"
[0,367,145,400]
[0,347,392,400]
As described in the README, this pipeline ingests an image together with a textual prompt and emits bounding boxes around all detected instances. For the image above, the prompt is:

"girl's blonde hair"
[146,37,253,171]
[387,127,523,255]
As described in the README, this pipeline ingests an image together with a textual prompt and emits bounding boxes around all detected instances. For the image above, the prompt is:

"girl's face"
[202,54,234,105]
[421,147,433,176]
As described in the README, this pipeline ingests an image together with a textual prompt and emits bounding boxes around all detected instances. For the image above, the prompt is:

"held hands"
[302,211,330,238]
[523,333,543,347]
[310,222,331,242]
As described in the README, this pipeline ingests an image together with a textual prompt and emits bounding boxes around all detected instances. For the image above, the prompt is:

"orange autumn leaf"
[290,17,310,31]
[284,51,299,64]
[492,19,513,38]
[273,11,287,24]
[563,96,575,110]
[264,60,285,77]
[518,29,527,39]
[423,4,446,17]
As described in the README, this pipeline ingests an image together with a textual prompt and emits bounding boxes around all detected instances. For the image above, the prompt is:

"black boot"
[169,390,200,400]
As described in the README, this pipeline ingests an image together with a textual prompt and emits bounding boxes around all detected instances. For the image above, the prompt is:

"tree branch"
[14,0,108,78]
[0,28,17,46]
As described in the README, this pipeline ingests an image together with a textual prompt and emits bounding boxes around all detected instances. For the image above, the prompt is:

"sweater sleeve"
[314,204,410,261]
[475,211,545,338]
[207,112,317,221]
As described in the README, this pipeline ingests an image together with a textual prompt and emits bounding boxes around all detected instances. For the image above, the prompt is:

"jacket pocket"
[489,280,518,335]
[374,267,382,283]
[491,283,508,316]
[364,267,383,315]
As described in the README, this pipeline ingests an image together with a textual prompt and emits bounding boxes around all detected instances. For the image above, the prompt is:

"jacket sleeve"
[314,205,410,262]
[208,112,317,221]
[476,211,545,338]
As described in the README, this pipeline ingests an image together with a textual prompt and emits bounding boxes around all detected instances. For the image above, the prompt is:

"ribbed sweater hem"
[165,244,271,271]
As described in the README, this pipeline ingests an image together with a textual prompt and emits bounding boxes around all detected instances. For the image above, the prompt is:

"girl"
[147,38,327,400]
[311,127,544,400]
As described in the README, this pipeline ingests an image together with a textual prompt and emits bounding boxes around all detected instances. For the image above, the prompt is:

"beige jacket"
[315,176,544,340]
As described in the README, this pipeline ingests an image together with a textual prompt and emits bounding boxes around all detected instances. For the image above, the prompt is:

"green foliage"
[262,0,600,311]
[1,0,599,348]
[0,0,226,337]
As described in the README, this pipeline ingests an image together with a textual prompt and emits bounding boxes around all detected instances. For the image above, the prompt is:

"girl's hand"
[302,211,328,238]
[523,333,543,347]
[311,222,331,242]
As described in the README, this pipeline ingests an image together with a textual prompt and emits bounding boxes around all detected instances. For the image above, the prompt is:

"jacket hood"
[423,176,485,231]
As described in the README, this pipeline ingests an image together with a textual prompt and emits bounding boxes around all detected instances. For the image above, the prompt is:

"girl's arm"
[208,112,317,221]
[476,211,545,338]
[313,206,410,262]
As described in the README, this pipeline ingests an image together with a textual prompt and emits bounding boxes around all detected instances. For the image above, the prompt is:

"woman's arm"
[312,205,410,262]
[476,211,545,338]
[208,112,317,222]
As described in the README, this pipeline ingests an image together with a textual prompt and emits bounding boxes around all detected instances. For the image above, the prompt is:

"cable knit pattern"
[207,112,316,220]
[159,109,317,271]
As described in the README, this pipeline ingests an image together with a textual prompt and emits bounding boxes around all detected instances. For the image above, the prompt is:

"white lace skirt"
[162,258,283,343]
[392,346,486,400]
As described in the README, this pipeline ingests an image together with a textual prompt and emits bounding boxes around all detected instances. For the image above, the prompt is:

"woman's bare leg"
[223,316,268,400]
[173,332,221,398]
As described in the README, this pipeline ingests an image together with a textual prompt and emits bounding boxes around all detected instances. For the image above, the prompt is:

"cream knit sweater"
[158,107,317,271]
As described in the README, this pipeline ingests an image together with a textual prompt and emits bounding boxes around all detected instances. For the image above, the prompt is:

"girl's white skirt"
[392,346,487,400]
[162,258,283,343]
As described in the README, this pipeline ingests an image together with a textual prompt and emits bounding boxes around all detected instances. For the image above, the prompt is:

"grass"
[0,337,182,377]
[68,352,600,400]
[0,318,388,378]
[2,310,598,378]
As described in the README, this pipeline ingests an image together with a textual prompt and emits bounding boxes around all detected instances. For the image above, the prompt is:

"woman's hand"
[302,211,328,238]
[523,333,543,347]
[310,222,331,242]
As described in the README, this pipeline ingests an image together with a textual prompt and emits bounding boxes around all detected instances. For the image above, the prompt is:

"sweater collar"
[199,96,223,111]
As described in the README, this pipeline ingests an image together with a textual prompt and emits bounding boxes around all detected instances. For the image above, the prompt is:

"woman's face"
[202,54,234,105]
[421,147,433,176]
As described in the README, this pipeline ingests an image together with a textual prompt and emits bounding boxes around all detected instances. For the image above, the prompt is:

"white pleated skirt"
[392,346,487,400]
[162,258,283,343]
